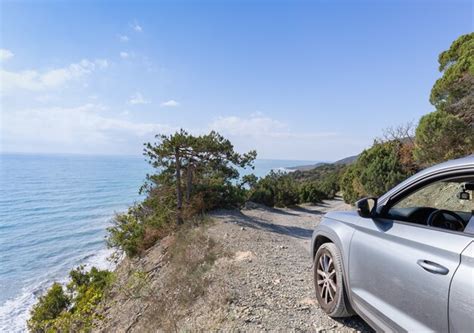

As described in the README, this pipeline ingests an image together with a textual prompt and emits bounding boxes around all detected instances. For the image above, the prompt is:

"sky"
[0,0,472,161]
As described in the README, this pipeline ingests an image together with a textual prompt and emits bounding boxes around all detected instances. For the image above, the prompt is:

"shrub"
[107,206,145,257]
[414,111,473,167]
[340,141,413,204]
[299,183,325,204]
[249,171,300,207]
[27,267,113,332]
[357,141,410,197]
[340,164,364,204]
[290,164,345,199]
[28,283,70,332]
[248,187,274,207]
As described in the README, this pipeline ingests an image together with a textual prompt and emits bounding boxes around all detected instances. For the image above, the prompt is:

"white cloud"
[160,99,180,107]
[118,34,129,42]
[0,58,108,92]
[131,22,143,32]
[210,114,338,139]
[208,114,344,159]
[210,114,286,137]
[0,49,14,61]
[120,51,129,59]
[128,92,150,105]
[1,104,176,154]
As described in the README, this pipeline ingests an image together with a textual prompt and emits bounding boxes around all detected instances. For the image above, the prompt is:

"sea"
[0,153,319,332]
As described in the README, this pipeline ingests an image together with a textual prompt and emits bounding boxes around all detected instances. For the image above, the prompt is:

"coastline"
[0,156,318,332]
[0,247,116,333]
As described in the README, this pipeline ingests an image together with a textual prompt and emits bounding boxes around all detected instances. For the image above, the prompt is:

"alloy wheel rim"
[316,253,337,304]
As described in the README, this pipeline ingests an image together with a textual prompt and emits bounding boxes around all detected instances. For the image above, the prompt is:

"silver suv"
[311,156,474,332]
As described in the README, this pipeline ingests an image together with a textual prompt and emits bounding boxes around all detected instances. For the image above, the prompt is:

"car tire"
[314,243,352,317]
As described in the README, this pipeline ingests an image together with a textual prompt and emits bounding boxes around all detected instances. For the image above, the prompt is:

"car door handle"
[417,260,449,275]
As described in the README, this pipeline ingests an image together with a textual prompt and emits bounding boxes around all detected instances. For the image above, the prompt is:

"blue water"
[0,153,318,331]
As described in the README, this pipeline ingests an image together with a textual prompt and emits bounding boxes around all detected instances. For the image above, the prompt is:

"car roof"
[417,155,474,176]
[378,155,474,205]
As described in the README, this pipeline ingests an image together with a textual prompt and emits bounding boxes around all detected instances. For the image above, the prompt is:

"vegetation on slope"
[339,32,473,203]
[108,129,256,257]
[28,267,114,332]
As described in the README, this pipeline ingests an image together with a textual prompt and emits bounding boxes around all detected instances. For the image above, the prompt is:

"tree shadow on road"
[215,210,314,240]
[289,206,325,215]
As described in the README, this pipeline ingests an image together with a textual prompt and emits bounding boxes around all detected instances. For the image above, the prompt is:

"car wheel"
[314,243,351,317]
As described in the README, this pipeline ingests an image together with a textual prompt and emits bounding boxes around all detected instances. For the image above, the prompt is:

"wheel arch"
[312,235,333,259]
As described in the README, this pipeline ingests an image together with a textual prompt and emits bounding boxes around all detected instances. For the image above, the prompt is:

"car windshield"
[393,178,474,214]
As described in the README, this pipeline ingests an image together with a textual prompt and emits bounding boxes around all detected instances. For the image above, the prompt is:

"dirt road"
[97,199,373,332]
[207,199,373,332]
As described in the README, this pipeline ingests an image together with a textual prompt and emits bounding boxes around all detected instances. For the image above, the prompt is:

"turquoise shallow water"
[0,153,318,331]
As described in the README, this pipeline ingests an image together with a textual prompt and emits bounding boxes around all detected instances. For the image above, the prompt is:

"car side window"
[387,177,474,232]
[393,180,473,213]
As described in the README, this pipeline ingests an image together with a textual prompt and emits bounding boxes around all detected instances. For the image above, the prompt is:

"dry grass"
[136,221,232,332]
[96,217,235,332]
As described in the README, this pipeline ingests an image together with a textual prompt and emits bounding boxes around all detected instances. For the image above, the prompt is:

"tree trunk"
[175,147,183,225]
[185,165,193,204]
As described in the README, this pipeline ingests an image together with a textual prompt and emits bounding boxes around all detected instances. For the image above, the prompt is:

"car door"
[449,241,474,333]
[349,218,472,332]
[348,179,474,332]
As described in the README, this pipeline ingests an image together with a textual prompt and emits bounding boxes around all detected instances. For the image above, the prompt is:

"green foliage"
[331,34,474,204]
[414,111,474,167]
[241,174,258,188]
[28,283,70,332]
[249,171,300,207]
[340,164,364,204]
[109,130,256,257]
[107,206,145,257]
[291,164,345,182]
[142,130,256,215]
[299,183,325,204]
[340,141,413,204]
[249,167,340,207]
[290,164,345,200]
[430,33,473,125]
[28,267,113,332]
[314,168,343,199]
[357,141,411,196]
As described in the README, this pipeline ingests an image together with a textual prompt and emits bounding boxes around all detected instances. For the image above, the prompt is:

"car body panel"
[311,211,362,286]
[449,241,474,333]
[311,156,474,331]
[349,216,472,332]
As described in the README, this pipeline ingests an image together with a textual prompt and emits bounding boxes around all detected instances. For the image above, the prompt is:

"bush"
[28,267,113,332]
[414,111,473,167]
[357,141,411,196]
[340,141,413,204]
[249,171,300,207]
[249,187,275,207]
[290,164,345,199]
[299,183,325,204]
[28,283,70,332]
[107,207,145,257]
[340,164,364,204]
[249,167,344,207]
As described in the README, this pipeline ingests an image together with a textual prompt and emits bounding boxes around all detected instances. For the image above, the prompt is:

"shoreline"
[0,246,116,333]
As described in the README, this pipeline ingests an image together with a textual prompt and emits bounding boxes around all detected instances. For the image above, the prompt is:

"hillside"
[94,200,372,332]
[288,154,359,172]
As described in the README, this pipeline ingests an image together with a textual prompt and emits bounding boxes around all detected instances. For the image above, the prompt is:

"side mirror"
[356,197,377,218]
